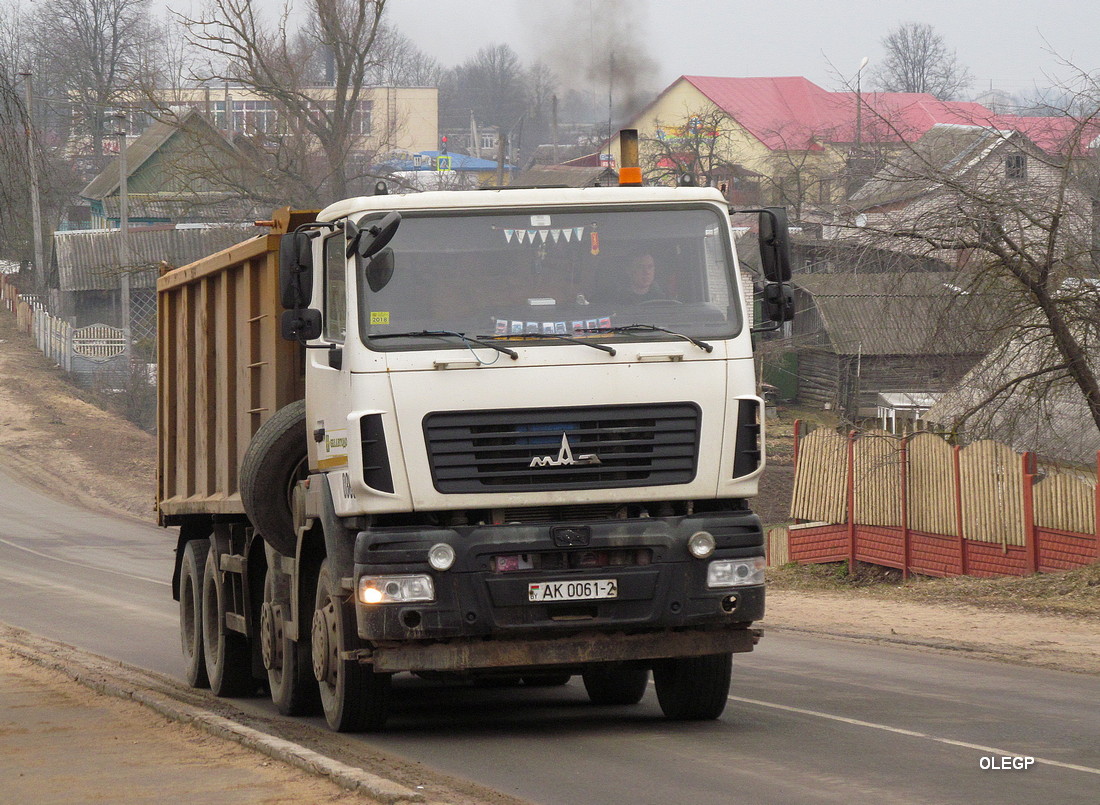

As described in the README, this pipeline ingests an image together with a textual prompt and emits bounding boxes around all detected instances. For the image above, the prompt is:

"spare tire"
[239,399,308,556]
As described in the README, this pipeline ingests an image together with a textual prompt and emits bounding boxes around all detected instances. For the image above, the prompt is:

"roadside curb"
[0,623,423,804]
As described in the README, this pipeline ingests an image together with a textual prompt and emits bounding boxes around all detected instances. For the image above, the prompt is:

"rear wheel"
[262,562,319,715]
[179,539,210,688]
[202,545,255,697]
[652,653,732,720]
[311,558,390,731]
[582,665,649,705]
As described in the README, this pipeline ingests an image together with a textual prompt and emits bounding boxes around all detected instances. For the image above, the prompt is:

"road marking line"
[0,537,170,586]
[727,694,1100,776]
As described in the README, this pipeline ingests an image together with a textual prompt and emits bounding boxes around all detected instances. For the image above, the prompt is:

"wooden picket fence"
[771,422,1100,577]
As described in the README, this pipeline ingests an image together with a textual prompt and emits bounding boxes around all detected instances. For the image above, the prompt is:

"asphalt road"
[1,465,1097,805]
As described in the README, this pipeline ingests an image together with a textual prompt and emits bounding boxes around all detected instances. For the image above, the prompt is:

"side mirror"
[280,308,322,342]
[758,207,791,283]
[346,211,402,260]
[761,281,794,323]
[279,232,314,309]
[361,247,395,292]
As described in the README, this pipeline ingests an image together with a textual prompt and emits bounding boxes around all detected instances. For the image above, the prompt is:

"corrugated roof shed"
[95,195,265,223]
[794,272,997,356]
[850,125,1027,210]
[53,224,255,291]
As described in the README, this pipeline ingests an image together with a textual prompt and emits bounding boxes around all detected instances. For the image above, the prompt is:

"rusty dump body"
[156,208,315,524]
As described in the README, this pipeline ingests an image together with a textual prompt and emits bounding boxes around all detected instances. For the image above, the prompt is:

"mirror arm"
[751,320,782,333]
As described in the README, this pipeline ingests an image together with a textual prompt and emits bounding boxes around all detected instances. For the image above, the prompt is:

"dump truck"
[159,143,793,732]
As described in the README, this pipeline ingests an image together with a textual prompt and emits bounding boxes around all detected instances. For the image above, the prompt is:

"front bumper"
[352,511,765,669]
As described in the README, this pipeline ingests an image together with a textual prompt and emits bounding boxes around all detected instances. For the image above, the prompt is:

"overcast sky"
[385,0,1096,100]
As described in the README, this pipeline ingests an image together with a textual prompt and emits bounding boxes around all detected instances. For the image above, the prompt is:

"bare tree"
[33,0,158,164]
[368,24,441,87]
[844,88,1100,445]
[870,22,973,101]
[440,44,530,147]
[180,0,389,205]
[641,105,746,192]
[0,7,81,279]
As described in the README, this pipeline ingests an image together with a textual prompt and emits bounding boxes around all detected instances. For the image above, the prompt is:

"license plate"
[528,579,617,602]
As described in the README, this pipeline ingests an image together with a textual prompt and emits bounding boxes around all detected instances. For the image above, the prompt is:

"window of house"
[1005,153,1027,181]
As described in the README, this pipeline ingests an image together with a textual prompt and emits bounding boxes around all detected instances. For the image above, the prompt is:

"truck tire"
[582,665,649,705]
[179,538,210,688]
[240,400,308,557]
[312,558,391,732]
[202,545,256,697]
[653,653,732,720]
[262,562,319,716]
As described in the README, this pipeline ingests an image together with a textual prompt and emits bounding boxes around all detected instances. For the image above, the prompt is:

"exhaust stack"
[618,129,642,186]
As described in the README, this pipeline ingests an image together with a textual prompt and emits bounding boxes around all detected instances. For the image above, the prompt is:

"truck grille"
[423,403,700,493]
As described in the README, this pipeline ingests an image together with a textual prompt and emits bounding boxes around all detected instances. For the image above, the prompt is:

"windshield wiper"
[477,332,617,355]
[579,323,714,353]
[366,330,518,359]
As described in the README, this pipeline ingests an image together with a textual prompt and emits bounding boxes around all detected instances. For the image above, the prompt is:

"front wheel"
[311,558,390,732]
[653,653,732,720]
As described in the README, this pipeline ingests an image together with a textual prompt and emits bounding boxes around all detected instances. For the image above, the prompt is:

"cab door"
[307,230,353,475]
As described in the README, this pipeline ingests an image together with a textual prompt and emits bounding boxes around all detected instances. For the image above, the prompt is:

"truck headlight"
[706,557,765,588]
[358,574,435,604]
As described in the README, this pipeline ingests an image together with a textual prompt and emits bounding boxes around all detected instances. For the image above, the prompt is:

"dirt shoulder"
[0,307,1096,678]
[0,313,155,522]
[761,588,1100,675]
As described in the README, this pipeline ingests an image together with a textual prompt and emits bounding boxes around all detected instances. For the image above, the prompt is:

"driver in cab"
[625,252,665,301]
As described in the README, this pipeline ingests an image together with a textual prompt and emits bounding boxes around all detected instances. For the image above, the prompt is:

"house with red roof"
[608,75,1035,215]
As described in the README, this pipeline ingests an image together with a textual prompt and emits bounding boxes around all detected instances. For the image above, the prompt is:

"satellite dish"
[855,214,868,228]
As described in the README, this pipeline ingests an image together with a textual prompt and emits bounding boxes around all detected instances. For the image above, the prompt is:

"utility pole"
[115,110,132,356]
[552,94,559,164]
[19,71,46,297]
[854,56,869,154]
[470,110,480,159]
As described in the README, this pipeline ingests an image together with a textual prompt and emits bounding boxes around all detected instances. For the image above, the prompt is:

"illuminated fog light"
[707,557,766,588]
[428,542,456,571]
[687,531,716,559]
[358,574,435,604]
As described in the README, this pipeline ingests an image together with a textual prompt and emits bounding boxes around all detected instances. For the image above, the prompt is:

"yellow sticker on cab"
[370,311,390,325]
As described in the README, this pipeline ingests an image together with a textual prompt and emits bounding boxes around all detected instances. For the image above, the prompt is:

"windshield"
[355,204,741,349]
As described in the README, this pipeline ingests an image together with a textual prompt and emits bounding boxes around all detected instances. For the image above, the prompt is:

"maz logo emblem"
[529,433,601,467]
